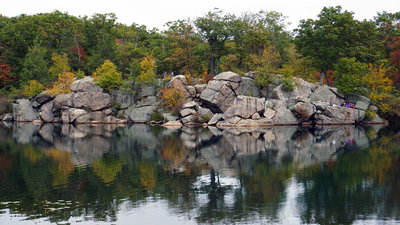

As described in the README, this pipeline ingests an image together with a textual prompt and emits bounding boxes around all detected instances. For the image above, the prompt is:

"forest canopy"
[0,7,399,102]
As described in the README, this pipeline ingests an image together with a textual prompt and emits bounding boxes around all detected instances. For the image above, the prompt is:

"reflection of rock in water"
[12,122,41,144]
[196,125,380,174]
[7,122,384,173]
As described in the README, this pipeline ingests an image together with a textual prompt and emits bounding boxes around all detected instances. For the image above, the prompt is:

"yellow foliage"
[45,148,74,188]
[49,53,71,78]
[22,146,43,163]
[138,54,156,83]
[364,64,394,113]
[22,80,44,98]
[248,45,281,74]
[46,71,75,96]
[92,157,122,185]
[160,87,184,114]
[139,164,155,191]
[92,60,122,91]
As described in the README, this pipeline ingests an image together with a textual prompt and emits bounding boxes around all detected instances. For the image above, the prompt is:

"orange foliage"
[160,87,184,114]
[47,71,75,96]
[201,69,213,84]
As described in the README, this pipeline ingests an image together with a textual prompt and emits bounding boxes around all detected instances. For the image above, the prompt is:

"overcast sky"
[2,0,399,31]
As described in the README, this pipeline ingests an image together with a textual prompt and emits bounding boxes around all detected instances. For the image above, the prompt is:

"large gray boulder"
[314,106,365,124]
[111,90,135,110]
[54,93,75,108]
[309,85,344,106]
[34,91,54,106]
[290,102,316,122]
[200,80,238,112]
[124,105,157,123]
[61,108,88,123]
[39,101,55,122]
[214,71,242,83]
[12,99,40,122]
[270,100,298,124]
[224,96,265,119]
[347,94,371,111]
[70,76,103,92]
[272,78,316,101]
[72,92,111,111]
[236,77,260,97]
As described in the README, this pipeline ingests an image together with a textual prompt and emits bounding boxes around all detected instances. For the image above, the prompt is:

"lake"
[0,122,399,224]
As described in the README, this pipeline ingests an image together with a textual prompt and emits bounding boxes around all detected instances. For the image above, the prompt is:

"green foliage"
[254,73,276,89]
[295,6,384,83]
[148,111,164,122]
[365,110,377,120]
[0,95,12,114]
[93,60,122,92]
[20,45,50,85]
[334,57,369,95]
[22,80,44,98]
[75,69,85,79]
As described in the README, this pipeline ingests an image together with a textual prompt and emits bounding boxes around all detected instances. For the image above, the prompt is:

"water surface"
[0,122,399,224]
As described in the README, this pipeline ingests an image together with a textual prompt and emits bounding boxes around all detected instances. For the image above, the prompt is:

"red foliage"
[72,44,87,62]
[0,62,16,87]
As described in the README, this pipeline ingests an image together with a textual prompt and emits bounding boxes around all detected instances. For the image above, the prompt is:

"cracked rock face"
[200,72,242,113]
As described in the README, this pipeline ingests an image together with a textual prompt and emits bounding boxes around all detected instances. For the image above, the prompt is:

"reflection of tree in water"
[296,134,400,225]
[92,154,122,185]
[45,148,74,188]
[2,123,400,224]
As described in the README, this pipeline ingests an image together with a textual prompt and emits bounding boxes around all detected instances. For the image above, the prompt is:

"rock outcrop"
[10,71,386,126]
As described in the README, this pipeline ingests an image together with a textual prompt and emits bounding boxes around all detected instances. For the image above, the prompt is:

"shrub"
[201,69,213,84]
[76,69,85,79]
[138,54,156,84]
[365,110,376,120]
[93,60,122,92]
[148,111,164,122]
[47,72,75,96]
[0,95,12,114]
[160,87,184,114]
[22,80,44,98]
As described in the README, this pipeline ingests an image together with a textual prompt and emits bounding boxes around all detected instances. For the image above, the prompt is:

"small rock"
[180,108,196,117]
[183,101,197,109]
[208,113,224,126]
[251,113,261,120]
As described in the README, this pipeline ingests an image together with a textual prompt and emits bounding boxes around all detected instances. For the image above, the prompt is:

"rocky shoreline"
[1,71,387,127]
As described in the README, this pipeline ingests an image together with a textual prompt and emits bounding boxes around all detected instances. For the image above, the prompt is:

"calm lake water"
[0,122,400,224]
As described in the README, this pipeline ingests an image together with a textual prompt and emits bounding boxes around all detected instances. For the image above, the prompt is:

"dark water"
[0,122,399,225]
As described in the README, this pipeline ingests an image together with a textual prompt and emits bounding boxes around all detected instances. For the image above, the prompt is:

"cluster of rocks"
[2,71,386,126]
[6,77,126,124]
[161,71,385,127]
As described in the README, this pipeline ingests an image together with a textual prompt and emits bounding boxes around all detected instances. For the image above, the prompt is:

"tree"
[48,53,71,78]
[20,44,50,85]
[46,71,75,96]
[164,19,204,75]
[92,60,122,92]
[195,9,235,76]
[333,57,369,95]
[295,6,383,85]
[138,54,156,84]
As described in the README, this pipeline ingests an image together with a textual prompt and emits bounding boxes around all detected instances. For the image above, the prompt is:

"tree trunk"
[210,55,215,76]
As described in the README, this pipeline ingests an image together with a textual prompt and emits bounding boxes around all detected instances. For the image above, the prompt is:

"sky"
[2,0,400,31]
